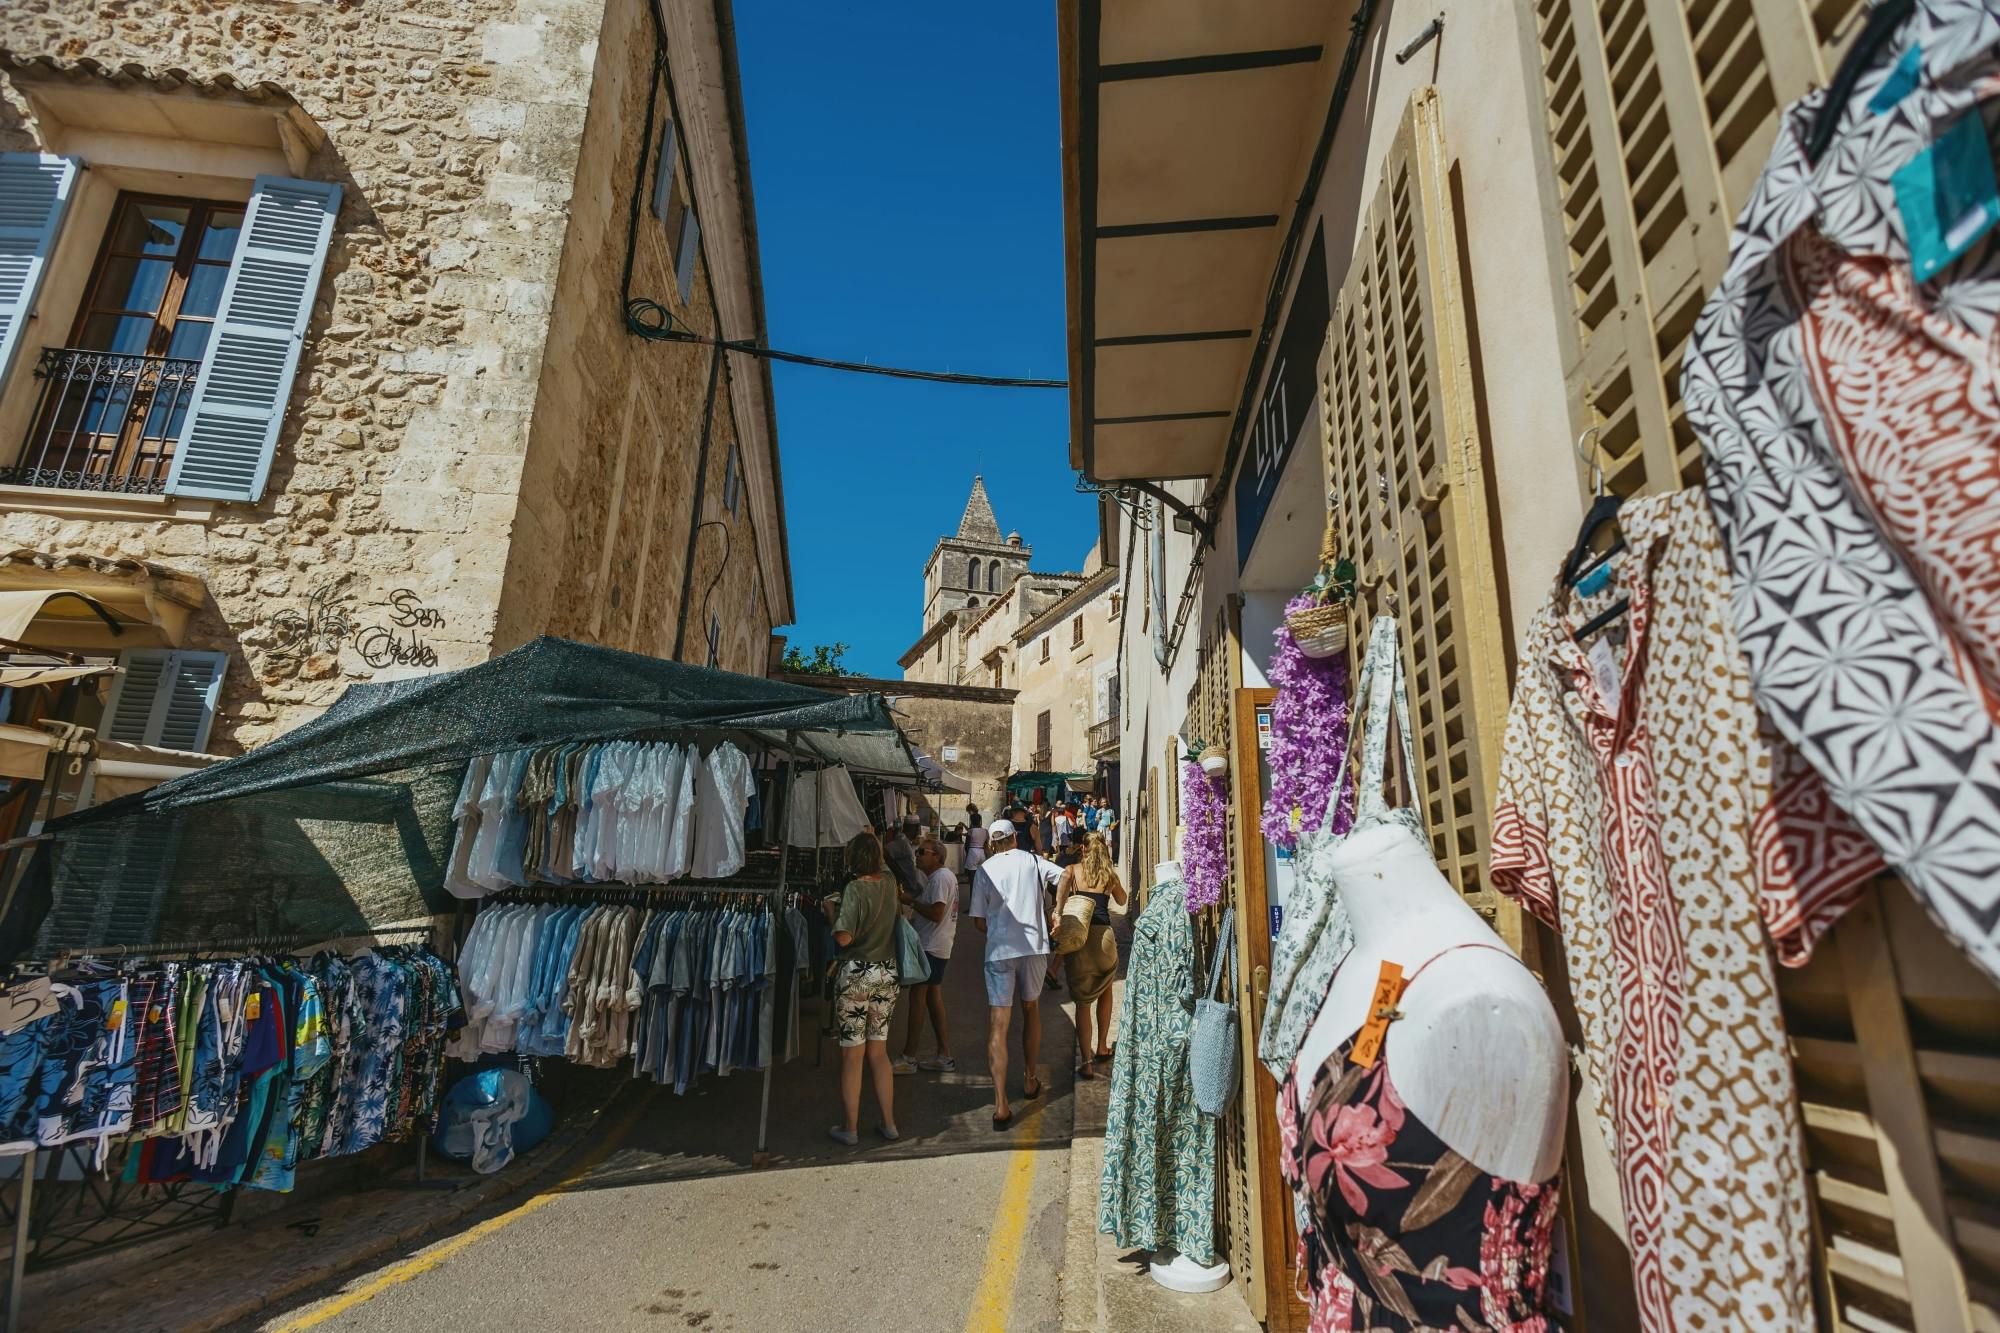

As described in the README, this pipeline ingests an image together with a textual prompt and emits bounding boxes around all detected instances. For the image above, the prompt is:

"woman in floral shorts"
[828,831,902,1147]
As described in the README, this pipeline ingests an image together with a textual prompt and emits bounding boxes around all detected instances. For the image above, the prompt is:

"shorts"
[983,954,1050,1008]
[923,953,950,987]
[834,961,898,1047]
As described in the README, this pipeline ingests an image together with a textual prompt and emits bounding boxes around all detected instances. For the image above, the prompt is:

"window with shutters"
[1320,88,1513,936]
[1071,616,1084,648]
[1039,637,1050,664]
[2,168,338,504]
[11,194,240,493]
[101,648,226,753]
[722,445,741,518]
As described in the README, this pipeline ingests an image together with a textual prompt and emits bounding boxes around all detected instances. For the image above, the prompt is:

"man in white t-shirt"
[894,835,959,1074]
[970,819,1061,1127]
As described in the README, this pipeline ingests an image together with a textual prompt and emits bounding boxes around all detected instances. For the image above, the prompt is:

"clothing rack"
[477,737,804,1169]
[41,922,435,965]
[3,921,447,1332]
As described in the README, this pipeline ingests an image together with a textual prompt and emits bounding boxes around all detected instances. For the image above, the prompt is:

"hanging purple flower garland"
[1181,758,1230,911]
[1260,592,1355,850]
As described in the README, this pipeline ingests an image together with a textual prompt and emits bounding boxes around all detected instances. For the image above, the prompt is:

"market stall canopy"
[1005,769,1093,798]
[0,723,52,780]
[0,550,204,650]
[58,635,918,823]
[0,662,114,690]
[14,638,917,961]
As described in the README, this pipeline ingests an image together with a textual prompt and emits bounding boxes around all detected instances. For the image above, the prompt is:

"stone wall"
[1010,572,1118,773]
[0,0,775,754]
[492,0,772,673]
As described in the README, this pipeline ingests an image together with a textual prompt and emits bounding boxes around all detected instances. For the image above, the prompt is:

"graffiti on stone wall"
[263,583,443,671]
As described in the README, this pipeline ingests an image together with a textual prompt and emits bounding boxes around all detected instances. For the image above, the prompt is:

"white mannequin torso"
[1291,821,1568,1183]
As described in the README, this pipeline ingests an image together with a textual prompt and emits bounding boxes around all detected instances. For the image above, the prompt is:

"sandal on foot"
[1024,1076,1043,1099]
[828,1126,859,1146]
[992,1110,1015,1129]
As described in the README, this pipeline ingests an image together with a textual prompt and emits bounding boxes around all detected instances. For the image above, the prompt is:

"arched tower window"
[965,558,982,591]
[986,561,1000,592]
[967,597,980,609]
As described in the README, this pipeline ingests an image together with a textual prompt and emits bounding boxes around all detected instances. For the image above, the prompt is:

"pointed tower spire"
[956,475,1003,543]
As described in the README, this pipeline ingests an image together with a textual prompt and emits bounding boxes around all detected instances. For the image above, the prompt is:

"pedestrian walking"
[895,834,958,1073]
[1055,831,1126,1077]
[970,818,1060,1128]
[827,831,901,1145]
[961,804,988,884]
[1052,803,1075,856]
[1101,802,1120,861]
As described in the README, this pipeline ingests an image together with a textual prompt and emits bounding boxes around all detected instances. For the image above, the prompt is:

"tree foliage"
[781,642,858,677]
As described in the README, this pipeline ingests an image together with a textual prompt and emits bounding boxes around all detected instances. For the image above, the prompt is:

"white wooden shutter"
[165,175,340,502]
[0,153,80,396]
[103,649,227,751]
[676,209,700,303]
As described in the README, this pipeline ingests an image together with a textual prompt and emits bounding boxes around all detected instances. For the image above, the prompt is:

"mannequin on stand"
[1293,819,1566,1179]
[1284,819,1568,1326]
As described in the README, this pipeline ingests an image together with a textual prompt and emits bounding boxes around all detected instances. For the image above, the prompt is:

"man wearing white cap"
[969,817,1061,1128]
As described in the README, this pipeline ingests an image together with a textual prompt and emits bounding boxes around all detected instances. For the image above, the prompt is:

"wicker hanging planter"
[1286,528,1356,659]
[1198,742,1229,776]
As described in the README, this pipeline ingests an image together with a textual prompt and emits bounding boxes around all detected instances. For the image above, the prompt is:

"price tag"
[107,998,128,1031]
[1586,638,1623,717]
[245,991,261,1022]
[1348,960,1407,1068]
[1894,112,2000,282]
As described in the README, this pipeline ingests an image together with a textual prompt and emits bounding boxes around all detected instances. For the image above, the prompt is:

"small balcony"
[1030,748,1052,770]
[1088,717,1118,757]
[2,348,200,495]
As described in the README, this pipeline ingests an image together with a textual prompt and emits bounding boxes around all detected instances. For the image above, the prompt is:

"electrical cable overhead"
[624,297,1066,388]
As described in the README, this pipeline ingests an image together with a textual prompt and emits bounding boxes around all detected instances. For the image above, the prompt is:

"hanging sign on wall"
[1234,223,1330,572]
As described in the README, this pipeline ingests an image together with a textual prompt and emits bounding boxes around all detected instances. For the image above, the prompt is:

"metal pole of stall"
[7,1148,35,1333]
[754,738,799,1169]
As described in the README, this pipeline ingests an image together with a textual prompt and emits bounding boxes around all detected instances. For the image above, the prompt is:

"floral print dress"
[1280,955,1560,1329]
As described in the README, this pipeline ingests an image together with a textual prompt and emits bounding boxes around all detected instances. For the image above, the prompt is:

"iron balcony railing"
[1088,718,1118,756]
[1030,748,1052,770]
[3,347,201,495]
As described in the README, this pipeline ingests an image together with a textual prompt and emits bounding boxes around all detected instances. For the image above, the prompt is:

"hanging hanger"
[1563,427,1631,641]
[1561,428,1625,586]
[1806,0,1914,166]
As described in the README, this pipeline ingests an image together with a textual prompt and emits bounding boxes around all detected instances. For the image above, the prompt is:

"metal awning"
[1062,0,1350,483]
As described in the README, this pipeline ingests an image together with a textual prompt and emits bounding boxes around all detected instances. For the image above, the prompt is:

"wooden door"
[1233,684,1313,1331]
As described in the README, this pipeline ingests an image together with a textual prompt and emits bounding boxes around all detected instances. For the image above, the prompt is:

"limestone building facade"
[900,476,1119,784]
[0,0,789,786]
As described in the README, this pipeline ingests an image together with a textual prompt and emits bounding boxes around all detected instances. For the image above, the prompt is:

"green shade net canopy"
[16,638,916,958]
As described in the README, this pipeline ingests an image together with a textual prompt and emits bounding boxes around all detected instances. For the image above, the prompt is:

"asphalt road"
[249,916,1079,1333]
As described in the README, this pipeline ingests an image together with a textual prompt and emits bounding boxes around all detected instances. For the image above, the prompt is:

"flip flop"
[992,1110,1015,1130]
[1024,1076,1043,1099]
[1076,1063,1096,1080]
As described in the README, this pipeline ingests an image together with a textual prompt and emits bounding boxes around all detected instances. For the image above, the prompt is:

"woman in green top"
[828,830,902,1146]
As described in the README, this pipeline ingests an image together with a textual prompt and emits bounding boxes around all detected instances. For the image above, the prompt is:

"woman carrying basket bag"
[1052,831,1126,1077]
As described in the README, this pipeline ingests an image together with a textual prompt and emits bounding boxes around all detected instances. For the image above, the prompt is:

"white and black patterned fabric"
[1684,0,2000,985]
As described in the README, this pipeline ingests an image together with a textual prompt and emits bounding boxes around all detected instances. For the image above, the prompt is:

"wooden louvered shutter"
[103,649,226,752]
[1318,88,1513,939]
[165,175,340,502]
[1524,0,1865,496]
[0,154,79,396]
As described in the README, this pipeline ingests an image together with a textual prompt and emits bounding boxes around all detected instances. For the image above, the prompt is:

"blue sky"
[733,2,1097,678]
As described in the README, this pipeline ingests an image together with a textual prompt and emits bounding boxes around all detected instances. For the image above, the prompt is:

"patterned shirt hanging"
[1489,489,1882,1331]
[1681,0,2000,984]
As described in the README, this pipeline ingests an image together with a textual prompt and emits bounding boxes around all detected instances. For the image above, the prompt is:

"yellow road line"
[963,1098,1046,1333]
[270,1091,656,1332]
